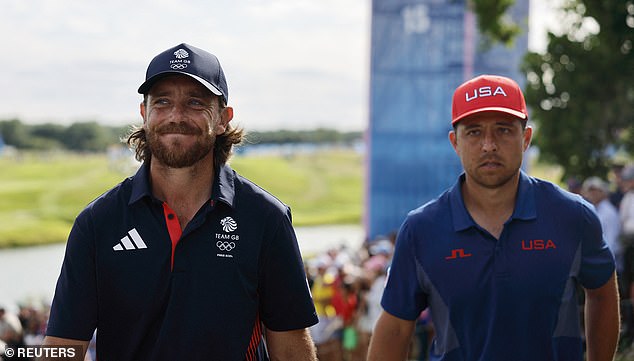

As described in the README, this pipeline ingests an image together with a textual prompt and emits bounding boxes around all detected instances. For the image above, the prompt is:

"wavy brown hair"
[126,96,244,169]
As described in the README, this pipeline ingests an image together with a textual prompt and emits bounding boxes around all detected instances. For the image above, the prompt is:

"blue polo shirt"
[47,162,318,361]
[382,171,615,361]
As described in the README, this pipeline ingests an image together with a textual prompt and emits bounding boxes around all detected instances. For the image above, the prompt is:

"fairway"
[0,150,363,248]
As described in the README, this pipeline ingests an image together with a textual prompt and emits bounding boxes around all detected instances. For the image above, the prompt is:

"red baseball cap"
[451,74,528,125]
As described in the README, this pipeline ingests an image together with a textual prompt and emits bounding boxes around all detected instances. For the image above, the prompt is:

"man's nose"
[169,102,189,120]
[482,132,497,152]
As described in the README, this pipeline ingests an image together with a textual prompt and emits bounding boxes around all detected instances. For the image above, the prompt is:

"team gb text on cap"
[451,75,528,126]
[138,43,229,104]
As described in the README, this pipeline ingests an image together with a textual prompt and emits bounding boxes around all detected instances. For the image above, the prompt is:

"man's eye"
[189,99,208,107]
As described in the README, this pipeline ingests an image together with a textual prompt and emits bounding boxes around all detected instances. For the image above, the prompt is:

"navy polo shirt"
[47,162,318,361]
[382,171,615,361]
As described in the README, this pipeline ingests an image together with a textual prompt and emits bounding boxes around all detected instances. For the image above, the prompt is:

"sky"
[0,0,557,131]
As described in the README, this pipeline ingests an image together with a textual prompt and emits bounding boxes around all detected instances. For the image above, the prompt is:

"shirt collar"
[128,161,236,208]
[129,162,152,205]
[213,163,236,208]
[450,170,536,232]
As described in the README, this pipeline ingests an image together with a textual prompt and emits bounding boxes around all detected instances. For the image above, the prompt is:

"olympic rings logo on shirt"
[216,241,236,251]
[170,63,188,70]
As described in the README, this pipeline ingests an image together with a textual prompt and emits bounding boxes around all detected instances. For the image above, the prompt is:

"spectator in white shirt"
[582,176,622,272]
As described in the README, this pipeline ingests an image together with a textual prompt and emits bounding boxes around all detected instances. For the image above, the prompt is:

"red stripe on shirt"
[162,202,182,270]
[245,313,263,361]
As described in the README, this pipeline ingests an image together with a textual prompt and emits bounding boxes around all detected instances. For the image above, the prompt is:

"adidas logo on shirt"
[113,228,147,251]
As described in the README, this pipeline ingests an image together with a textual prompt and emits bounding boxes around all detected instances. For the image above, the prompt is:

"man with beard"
[43,43,318,361]
[367,75,620,361]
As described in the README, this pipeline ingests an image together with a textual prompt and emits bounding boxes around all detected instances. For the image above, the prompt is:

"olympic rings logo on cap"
[170,63,188,70]
[216,241,236,252]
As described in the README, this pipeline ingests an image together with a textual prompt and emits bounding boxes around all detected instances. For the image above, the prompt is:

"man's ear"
[448,130,459,154]
[523,125,533,151]
[215,106,234,135]
[140,102,147,125]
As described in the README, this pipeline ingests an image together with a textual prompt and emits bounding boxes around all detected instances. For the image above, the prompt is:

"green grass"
[527,158,564,186]
[0,153,125,247]
[0,148,569,249]
[0,150,363,248]
[231,150,363,225]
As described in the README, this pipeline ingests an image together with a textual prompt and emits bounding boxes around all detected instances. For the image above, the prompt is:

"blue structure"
[366,0,528,239]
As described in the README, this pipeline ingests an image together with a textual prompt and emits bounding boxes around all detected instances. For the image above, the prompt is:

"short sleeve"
[578,202,616,289]
[258,207,318,331]
[46,211,98,340]
[381,220,428,320]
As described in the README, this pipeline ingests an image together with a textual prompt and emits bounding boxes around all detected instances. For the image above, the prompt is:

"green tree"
[521,0,634,180]
[0,119,30,148]
[471,0,634,180]
[30,123,66,150]
[246,129,362,145]
[64,121,111,152]
[471,0,522,46]
[31,123,66,142]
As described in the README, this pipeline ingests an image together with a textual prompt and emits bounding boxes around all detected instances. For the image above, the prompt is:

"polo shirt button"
[168,214,175,220]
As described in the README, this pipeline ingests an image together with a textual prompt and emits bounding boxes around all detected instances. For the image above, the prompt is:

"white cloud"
[1,0,554,130]
[0,0,370,130]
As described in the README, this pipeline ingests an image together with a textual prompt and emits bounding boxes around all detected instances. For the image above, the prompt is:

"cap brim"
[138,71,223,98]
[452,107,527,125]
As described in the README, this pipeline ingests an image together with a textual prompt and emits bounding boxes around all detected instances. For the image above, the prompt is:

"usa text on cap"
[451,74,527,125]
[138,43,229,104]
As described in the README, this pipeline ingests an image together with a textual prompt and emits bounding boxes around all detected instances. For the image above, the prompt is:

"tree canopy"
[473,0,634,180]
[0,119,127,152]
[471,0,522,46]
[522,0,634,180]
[0,119,361,153]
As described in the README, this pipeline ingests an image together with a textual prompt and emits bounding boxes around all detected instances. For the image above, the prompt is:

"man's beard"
[146,122,215,168]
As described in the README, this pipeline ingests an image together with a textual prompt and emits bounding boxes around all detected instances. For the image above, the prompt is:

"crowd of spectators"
[304,233,432,361]
[0,303,49,360]
[571,162,634,357]
[306,236,390,361]
[0,303,97,361]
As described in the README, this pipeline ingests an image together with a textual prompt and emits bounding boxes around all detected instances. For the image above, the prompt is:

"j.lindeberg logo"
[220,217,237,232]
[445,248,472,260]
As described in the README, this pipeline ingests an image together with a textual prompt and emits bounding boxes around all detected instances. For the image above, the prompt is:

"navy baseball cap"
[138,43,228,103]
